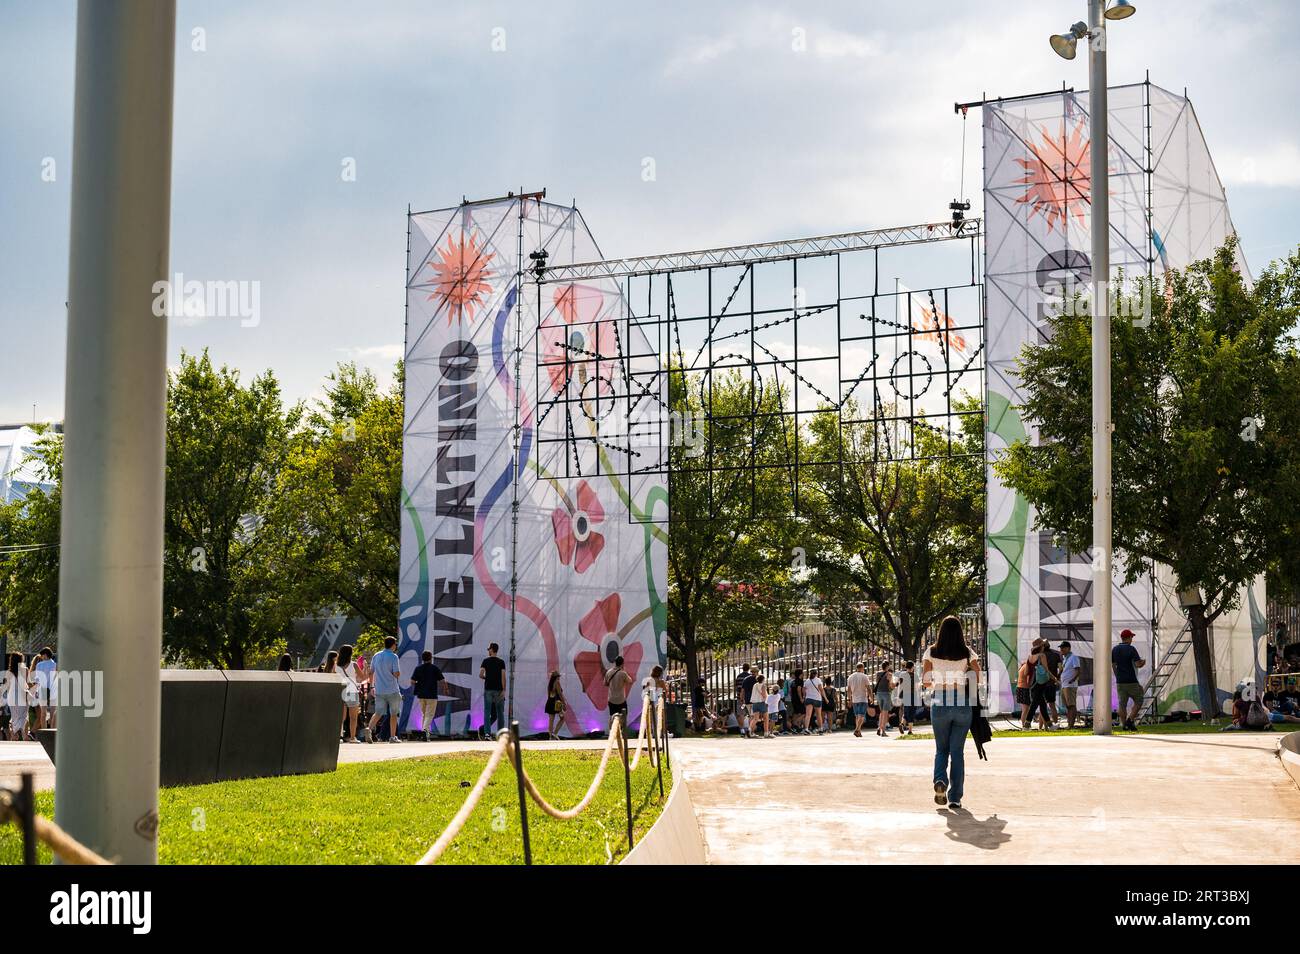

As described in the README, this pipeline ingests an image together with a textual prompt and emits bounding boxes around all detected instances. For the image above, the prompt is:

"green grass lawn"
[0,749,670,865]
[898,718,1290,740]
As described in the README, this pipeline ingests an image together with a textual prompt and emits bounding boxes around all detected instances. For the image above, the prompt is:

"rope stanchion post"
[620,713,634,850]
[19,773,35,867]
[509,722,532,865]
[649,699,664,800]
[660,698,671,772]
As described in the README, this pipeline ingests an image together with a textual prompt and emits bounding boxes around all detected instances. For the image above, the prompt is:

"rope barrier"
[415,731,513,866]
[415,694,670,864]
[627,700,654,771]
[0,696,672,868]
[508,716,622,820]
[0,787,110,866]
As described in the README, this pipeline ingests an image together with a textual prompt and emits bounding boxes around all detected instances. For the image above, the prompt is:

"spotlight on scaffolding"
[949,199,971,229]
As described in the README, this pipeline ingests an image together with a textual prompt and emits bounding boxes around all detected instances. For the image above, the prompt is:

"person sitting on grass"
[1264,692,1300,726]
[1220,690,1250,730]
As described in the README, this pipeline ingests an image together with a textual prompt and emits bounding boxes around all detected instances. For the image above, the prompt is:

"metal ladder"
[1139,621,1192,723]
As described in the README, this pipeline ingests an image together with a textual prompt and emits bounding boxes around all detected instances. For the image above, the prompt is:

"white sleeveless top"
[925,650,971,687]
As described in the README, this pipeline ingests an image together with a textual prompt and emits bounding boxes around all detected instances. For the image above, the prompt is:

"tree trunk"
[682,620,700,699]
[1187,604,1219,720]
[681,619,702,729]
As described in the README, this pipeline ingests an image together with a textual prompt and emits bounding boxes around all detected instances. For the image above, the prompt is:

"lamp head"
[1050,22,1090,60]
[1104,0,1136,20]
[1050,32,1078,59]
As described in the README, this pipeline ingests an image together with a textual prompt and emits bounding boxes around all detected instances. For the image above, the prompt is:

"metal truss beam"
[538,219,981,282]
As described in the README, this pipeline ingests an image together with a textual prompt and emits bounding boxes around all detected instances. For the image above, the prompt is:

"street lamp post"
[55,0,176,862]
[1051,0,1136,735]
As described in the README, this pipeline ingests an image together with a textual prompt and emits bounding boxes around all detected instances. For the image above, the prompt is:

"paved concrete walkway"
[0,742,54,792]
[670,731,1300,864]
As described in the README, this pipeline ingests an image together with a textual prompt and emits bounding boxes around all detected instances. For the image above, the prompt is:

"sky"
[1,0,1297,425]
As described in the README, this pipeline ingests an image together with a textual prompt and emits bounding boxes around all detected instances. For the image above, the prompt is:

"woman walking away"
[874,662,894,737]
[545,670,567,739]
[1024,638,1055,731]
[803,669,825,734]
[821,679,838,733]
[5,654,29,742]
[898,661,917,735]
[790,668,807,733]
[338,644,362,743]
[922,616,981,810]
[748,673,768,737]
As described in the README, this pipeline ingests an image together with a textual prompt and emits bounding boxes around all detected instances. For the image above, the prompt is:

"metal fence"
[1267,592,1299,651]
[667,608,984,724]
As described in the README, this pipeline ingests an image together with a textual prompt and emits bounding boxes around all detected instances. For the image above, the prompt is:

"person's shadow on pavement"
[941,807,1011,850]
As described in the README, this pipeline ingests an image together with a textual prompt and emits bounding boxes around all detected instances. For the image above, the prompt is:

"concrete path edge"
[1279,730,1300,791]
[620,773,707,865]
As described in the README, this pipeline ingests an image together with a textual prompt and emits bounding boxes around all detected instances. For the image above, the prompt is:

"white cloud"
[1219,141,1300,188]
[338,343,404,361]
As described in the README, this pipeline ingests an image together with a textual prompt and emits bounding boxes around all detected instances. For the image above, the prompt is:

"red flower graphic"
[1014,120,1091,234]
[551,479,606,573]
[427,232,494,323]
[573,594,643,710]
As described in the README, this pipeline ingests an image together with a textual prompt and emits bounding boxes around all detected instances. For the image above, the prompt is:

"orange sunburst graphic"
[1014,119,1091,233]
[913,302,967,354]
[427,232,494,323]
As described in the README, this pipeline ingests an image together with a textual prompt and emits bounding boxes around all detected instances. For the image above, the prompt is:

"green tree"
[996,241,1300,717]
[804,400,985,661]
[667,367,802,690]
[0,428,63,646]
[271,362,403,641]
[163,352,302,669]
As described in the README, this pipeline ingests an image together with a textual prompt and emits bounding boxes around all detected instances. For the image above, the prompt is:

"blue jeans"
[932,705,973,803]
[483,690,506,736]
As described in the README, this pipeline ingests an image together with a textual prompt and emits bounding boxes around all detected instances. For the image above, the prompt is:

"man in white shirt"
[32,647,57,729]
[1058,641,1082,728]
[846,663,872,737]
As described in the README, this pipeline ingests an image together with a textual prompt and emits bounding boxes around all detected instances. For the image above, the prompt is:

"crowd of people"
[686,616,986,809]
[1224,621,1300,730]
[688,656,933,739]
[0,647,58,741]
[316,638,669,744]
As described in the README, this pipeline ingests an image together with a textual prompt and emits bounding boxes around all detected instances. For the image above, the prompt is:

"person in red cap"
[1111,629,1146,730]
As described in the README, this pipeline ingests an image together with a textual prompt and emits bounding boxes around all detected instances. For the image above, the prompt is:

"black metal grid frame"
[530,219,986,523]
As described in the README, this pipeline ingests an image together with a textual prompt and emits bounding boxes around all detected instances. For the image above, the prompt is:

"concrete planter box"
[39,669,342,787]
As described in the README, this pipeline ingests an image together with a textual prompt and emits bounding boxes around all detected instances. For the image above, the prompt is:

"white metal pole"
[54,0,176,863]
[1088,0,1113,735]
